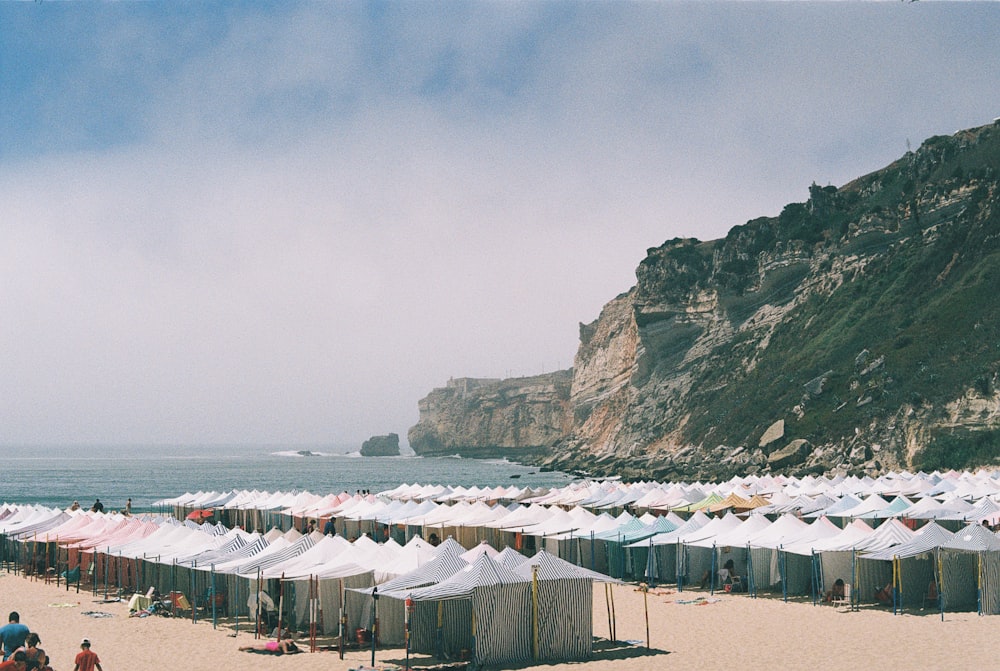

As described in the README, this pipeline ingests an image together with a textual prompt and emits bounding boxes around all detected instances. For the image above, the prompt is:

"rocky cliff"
[408,373,573,458]
[409,121,1000,479]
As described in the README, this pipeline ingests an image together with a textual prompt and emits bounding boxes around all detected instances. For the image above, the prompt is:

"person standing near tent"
[322,518,335,536]
[90,499,104,513]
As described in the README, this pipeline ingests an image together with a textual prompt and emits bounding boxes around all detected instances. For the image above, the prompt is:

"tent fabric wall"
[471,582,533,665]
[747,547,776,591]
[780,551,813,596]
[940,551,979,611]
[981,552,1000,615]
[853,556,893,607]
[289,572,373,636]
[535,578,593,661]
[409,599,473,659]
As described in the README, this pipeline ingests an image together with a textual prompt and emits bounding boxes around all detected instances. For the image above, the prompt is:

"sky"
[2,2,999,450]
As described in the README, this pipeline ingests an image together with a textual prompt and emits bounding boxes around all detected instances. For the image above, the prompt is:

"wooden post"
[643,583,650,648]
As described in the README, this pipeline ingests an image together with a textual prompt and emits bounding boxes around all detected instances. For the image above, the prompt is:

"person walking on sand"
[19,633,46,670]
[0,612,29,661]
[73,638,102,671]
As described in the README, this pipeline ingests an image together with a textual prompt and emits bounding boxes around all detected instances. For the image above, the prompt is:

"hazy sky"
[2,2,998,449]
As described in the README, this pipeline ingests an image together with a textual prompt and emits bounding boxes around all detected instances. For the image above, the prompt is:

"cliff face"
[409,121,1000,478]
[408,372,573,458]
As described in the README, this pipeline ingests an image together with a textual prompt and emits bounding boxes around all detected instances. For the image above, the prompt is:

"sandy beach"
[3,570,997,671]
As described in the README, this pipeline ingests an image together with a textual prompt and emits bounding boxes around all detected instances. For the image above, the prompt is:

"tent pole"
[709,543,717,594]
[780,546,787,603]
[676,539,683,593]
[339,578,346,660]
[234,572,239,637]
[531,565,539,659]
[255,568,262,639]
[647,538,656,588]
[278,572,285,638]
[937,548,944,622]
[210,565,217,628]
[190,564,197,623]
[892,557,898,615]
[610,581,617,642]
[643,583,650,649]
[978,551,983,617]
[850,549,857,612]
[897,553,903,615]
[604,582,612,641]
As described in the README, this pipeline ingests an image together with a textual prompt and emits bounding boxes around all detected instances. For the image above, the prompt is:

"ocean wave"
[270,450,331,458]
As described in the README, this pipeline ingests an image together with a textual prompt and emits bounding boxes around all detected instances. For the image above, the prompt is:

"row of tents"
[146,467,1000,616]
[0,505,616,666]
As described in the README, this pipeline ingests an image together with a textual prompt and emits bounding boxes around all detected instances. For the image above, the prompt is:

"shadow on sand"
[380,639,669,670]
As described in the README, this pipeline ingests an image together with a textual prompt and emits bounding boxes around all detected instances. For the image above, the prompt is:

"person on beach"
[90,499,104,514]
[17,633,46,670]
[239,639,299,655]
[69,501,80,511]
[306,520,316,534]
[322,518,335,536]
[124,498,132,516]
[0,650,27,671]
[248,590,278,632]
[700,559,736,589]
[73,638,102,671]
[875,583,893,605]
[824,578,846,603]
[0,613,30,661]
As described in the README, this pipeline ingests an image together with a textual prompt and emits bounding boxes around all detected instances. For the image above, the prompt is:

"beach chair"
[170,591,192,616]
[832,582,851,607]
[200,588,228,616]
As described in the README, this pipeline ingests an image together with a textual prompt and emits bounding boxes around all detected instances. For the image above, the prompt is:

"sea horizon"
[1,443,574,513]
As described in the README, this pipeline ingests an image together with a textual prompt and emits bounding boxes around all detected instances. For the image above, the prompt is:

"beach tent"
[860,522,954,612]
[938,523,1000,614]
[747,515,837,597]
[346,538,468,646]
[810,519,914,606]
[381,553,535,665]
[628,510,711,587]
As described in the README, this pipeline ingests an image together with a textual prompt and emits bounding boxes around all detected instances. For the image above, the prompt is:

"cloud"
[1,2,999,445]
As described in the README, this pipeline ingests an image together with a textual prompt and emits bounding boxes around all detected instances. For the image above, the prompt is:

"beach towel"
[81,611,115,618]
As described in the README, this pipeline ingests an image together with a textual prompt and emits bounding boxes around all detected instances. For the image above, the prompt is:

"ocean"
[0,444,575,513]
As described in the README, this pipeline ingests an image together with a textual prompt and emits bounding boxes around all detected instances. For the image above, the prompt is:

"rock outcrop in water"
[360,433,400,457]
[409,121,1000,478]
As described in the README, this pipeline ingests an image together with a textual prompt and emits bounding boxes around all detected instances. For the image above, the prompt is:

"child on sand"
[73,638,103,671]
